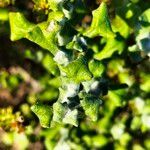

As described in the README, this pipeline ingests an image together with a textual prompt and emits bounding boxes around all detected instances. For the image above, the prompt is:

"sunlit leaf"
[60,57,92,83]
[31,103,52,128]
[94,36,125,60]
[84,2,115,38]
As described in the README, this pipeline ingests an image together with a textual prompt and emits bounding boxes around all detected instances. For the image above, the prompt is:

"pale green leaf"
[9,12,60,54]
[84,2,115,38]
[31,103,52,128]
[57,81,79,103]
[63,109,78,127]
[48,11,64,21]
[80,95,101,121]
[9,12,34,41]
[60,57,92,83]
[88,60,104,78]
[94,37,125,60]
[112,15,130,39]
[48,0,64,11]
[42,53,60,76]
[52,102,67,123]
[139,8,150,24]
[53,102,78,126]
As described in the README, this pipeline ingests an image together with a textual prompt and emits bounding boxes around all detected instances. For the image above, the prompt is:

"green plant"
[7,0,150,128]
[0,0,150,149]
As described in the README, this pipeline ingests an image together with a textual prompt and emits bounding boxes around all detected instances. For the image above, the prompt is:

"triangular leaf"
[9,12,34,41]
[52,102,67,123]
[60,57,92,83]
[48,0,64,11]
[80,95,101,121]
[88,60,104,78]
[63,109,78,127]
[9,12,60,55]
[84,2,115,38]
[112,15,130,39]
[31,103,52,128]
[94,36,125,60]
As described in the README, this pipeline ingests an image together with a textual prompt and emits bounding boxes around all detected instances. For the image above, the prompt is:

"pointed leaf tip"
[31,103,52,128]
[84,2,115,38]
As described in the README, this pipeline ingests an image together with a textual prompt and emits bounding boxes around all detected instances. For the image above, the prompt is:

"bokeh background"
[0,0,150,150]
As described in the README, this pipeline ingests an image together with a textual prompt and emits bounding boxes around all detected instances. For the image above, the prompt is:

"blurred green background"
[0,0,150,150]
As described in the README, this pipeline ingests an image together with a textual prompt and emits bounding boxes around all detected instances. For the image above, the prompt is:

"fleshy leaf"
[53,50,70,66]
[80,95,101,121]
[42,53,60,76]
[48,0,64,11]
[53,102,78,126]
[57,20,77,46]
[66,35,87,52]
[58,81,80,103]
[60,57,92,83]
[9,12,35,41]
[52,102,67,123]
[9,12,60,54]
[62,109,78,127]
[94,36,125,60]
[88,60,104,78]
[139,8,150,25]
[112,15,130,39]
[48,11,64,22]
[84,2,115,38]
[31,103,52,128]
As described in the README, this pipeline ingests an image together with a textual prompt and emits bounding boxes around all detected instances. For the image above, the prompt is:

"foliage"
[0,0,150,149]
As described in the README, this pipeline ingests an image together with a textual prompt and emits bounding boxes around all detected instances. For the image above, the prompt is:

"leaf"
[38,88,58,101]
[48,77,61,88]
[84,2,115,38]
[42,53,60,76]
[0,8,9,21]
[47,11,64,22]
[94,36,125,60]
[53,102,78,126]
[9,12,60,55]
[52,102,67,123]
[92,135,108,147]
[27,21,59,55]
[82,79,106,96]
[57,20,77,46]
[60,57,92,83]
[112,15,130,39]
[63,83,80,98]
[48,0,64,11]
[88,60,104,78]
[62,109,78,127]
[140,73,150,92]
[31,103,53,128]
[9,12,35,41]
[66,35,87,52]
[80,95,101,121]
[139,8,150,25]
[58,81,80,103]
[53,50,70,66]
